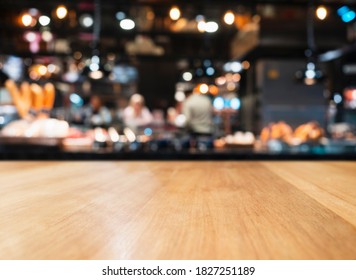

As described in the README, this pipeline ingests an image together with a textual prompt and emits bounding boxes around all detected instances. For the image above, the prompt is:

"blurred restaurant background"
[0,0,356,159]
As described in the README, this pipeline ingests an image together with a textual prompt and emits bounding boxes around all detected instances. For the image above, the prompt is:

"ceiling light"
[295,62,323,85]
[230,62,242,72]
[115,11,126,21]
[224,11,235,25]
[120,19,135,30]
[80,14,94,27]
[316,6,327,20]
[305,70,316,79]
[39,15,51,26]
[199,83,209,94]
[21,14,33,27]
[197,21,206,32]
[205,21,219,33]
[182,72,193,81]
[169,6,181,21]
[56,5,68,19]
[304,78,316,86]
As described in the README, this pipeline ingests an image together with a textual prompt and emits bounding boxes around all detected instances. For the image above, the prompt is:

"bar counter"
[1,161,356,259]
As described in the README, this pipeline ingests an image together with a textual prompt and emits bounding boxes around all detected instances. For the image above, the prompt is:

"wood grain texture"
[0,161,356,260]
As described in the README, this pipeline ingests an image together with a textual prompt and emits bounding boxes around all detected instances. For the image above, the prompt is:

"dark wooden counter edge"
[0,150,356,160]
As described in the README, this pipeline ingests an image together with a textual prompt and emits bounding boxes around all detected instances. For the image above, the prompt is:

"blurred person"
[122,93,153,130]
[182,87,213,135]
[182,87,214,149]
[82,95,112,127]
[167,98,184,127]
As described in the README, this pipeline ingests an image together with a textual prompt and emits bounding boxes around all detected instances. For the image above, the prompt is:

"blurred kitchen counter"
[1,147,356,160]
[0,161,356,259]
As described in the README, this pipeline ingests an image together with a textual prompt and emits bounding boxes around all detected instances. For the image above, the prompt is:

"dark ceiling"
[0,0,355,60]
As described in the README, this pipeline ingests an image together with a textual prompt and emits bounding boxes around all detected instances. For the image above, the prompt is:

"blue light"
[203,59,212,67]
[116,11,126,20]
[213,97,224,110]
[337,6,350,16]
[69,93,83,106]
[230,98,241,110]
[342,10,356,22]
[206,67,215,76]
[224,99,230,108]
[333,94,342,104]
[144,127,153,136]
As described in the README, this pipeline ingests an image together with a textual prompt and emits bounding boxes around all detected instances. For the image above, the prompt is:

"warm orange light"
[316,6,327,20]
[232,73,241,82]
[242,60,250,69]
[199,83,209,94]
[22,14,32,26]
[209,85,219,95]
[215,76,227,86]
[227,82,236,91]
[29,70,40,81]
[21,13,34,27]
[56,5,68,19]
[74,51,82,60]
[147,10,155,21]
[38,65,48,76]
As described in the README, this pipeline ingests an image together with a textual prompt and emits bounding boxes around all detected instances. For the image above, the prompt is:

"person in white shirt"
[122,93,153,131]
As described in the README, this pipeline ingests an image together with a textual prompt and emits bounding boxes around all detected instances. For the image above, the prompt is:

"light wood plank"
[262,161,356,227]
[0,161,356,259]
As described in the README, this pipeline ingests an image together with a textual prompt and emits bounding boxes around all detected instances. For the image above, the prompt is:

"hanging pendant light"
[295,0,324,85]
[81,0,109,80]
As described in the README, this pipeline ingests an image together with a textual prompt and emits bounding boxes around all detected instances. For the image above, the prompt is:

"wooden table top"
[0,161,356,260]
